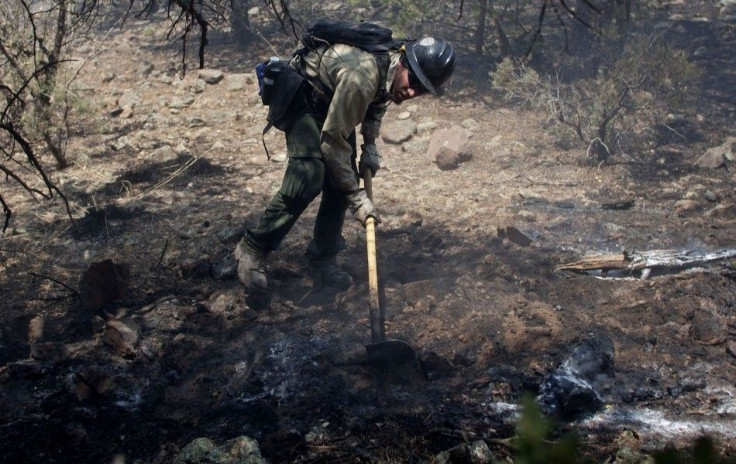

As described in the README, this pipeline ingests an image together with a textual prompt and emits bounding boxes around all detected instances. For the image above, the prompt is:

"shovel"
[361,168,419,370]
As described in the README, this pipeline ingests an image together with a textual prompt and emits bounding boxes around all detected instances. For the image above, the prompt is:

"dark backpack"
[300,18,397,53]
[298,18,398,101]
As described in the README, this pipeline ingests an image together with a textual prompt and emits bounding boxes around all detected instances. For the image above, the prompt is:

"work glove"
[359,143,381,177]
[345,189,380,226]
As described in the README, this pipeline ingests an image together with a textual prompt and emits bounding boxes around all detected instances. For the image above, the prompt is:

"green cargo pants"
[241,109,358,259]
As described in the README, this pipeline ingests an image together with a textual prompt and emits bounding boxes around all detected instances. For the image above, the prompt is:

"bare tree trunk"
[475,0,488,55]
[38,0,69,169]
[232,0,254,44]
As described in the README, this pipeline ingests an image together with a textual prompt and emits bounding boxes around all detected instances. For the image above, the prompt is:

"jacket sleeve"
[360,101,388,143]
[320,68,379,192]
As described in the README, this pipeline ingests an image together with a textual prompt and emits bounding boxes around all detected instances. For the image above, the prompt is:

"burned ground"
[1,3,736,463]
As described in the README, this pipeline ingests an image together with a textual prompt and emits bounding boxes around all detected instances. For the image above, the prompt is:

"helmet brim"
[404,40,438,96]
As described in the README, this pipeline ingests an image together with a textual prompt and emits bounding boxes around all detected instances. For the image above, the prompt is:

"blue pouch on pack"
[255,61,266,95]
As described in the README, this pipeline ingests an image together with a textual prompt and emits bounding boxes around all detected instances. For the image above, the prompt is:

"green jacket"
[294,44,400,192]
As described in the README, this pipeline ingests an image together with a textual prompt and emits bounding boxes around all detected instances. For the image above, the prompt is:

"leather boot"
[234,243,268,292]
[307,255,353,290]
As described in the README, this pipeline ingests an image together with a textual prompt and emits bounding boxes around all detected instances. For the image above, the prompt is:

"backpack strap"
[372,51,390,102]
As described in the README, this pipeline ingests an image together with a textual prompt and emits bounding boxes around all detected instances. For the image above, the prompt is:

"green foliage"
[506,396,736,464]
[511,395,580,464]
[490,31,701,160]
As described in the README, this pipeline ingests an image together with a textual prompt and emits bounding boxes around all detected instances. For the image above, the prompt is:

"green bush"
[490,33,701,162]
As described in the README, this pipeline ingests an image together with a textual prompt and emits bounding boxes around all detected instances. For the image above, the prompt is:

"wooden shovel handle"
[362,168,383,342]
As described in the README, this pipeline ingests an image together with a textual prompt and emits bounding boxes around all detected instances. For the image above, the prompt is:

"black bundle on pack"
[300,18,397,53]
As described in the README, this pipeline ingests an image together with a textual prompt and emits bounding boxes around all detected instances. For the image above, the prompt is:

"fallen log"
[556,248,736,278]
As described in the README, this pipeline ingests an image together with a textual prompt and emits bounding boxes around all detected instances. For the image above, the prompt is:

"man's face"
[390,63,427,104]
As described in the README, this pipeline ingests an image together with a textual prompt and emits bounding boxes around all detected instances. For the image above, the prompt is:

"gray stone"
[417,120,437,134]
[188,117,207,128]
[191,79,206,94]
[103,320,139,358]
[106,132,132,152]
[499,225,533,247]
[468,440,495,463]
[381,120,417,144]
[462,118,479,131]
[146,145,178,162]
[169,96,196,109]
[226,73,254,92]
[117,90,140,109]
[144,112,170,129]
[695,137,736,169]
[197,69,224,84]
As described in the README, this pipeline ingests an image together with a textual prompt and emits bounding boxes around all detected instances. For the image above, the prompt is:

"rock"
[188,117,207,128]
[117,90,140,109]
[695,137,736,169]
[674,199,699,216]
[435,146,463,171]
[462,118,479,131]
[191,78,206,94]
[197,69,224,84]
[174,436,267,464]
[428,126,473,171]
[169,96,196,109]
[74,152,94,168]
[417,120,437,134]
[727,341,736,359]
[226,73,253,91]
[103,320,139,358]
[110,136,130,151]
[204,291,240,314]
[397,111,411,120]
[704,202,736,218]
[381,120,417,144]
[143,112,170,129]
[28,316,45,343]
[435,440,495,464]
[468,440,495,463]
[79,259,131,311]
[518,210,537,222]
[498,225,533,247]
[146,145,177,162]
[74,366,116,400]
[536,336,615,420]
[30,342,69,362]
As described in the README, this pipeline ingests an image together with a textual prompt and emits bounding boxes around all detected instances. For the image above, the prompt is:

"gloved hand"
[345,189,380,226]
[359,143,381,177]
